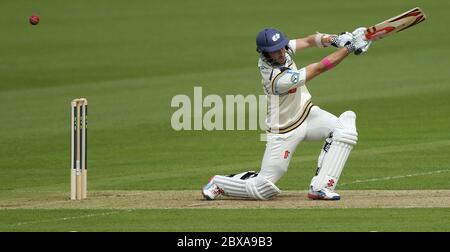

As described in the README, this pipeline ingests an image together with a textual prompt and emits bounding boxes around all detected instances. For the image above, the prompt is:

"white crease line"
[340,169,450,186]
[6,209,135,227]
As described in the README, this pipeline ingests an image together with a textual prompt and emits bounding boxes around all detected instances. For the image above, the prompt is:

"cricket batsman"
[202,27,371,200]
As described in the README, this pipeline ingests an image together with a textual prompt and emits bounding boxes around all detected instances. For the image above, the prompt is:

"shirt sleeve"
[271,67,306,95]
[288,39,297,54]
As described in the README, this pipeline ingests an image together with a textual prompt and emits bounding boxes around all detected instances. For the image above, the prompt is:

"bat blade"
[365,7,426,41]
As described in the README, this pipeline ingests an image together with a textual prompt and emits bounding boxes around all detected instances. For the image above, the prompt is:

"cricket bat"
[364,7,426,41]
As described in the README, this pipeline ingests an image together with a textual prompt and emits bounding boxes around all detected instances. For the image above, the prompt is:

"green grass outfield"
[1,0,449,231]
[2,209,450,232]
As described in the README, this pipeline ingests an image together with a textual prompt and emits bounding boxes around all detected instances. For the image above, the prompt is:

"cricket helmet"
[256,27,289,53]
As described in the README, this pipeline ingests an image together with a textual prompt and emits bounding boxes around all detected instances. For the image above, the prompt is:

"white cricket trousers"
[259,105,338,183]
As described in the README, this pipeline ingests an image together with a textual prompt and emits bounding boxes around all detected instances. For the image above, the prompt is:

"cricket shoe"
[202,176,224,200]
[307,187,341,200]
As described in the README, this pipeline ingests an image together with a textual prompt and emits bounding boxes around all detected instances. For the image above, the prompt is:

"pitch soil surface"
[1,190,449,209]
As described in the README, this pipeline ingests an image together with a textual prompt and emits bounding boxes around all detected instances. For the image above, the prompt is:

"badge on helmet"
[256,28,289,53]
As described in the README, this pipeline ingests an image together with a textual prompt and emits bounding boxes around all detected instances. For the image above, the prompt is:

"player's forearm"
[295,33,335,50]
[300,35,317,48]
[305,48,350,82]
[321,47,350,68]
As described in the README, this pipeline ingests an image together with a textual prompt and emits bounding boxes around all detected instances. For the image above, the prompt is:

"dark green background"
[1,0,449,231]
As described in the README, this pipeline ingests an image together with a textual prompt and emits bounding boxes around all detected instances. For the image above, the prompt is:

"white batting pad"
[246,176,281,200]
[311,111,358,191]
[213,175,249,198]
[213,172,280,200]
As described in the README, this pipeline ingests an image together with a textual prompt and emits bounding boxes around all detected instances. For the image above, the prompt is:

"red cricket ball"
[29,15,40,25]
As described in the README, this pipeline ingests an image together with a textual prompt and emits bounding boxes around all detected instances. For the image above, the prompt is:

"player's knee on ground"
[213,173,281,200]
[245,176,281,200]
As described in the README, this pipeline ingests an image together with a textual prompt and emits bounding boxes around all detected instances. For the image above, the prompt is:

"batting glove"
[330,32,354,48]
[352,27,372,55]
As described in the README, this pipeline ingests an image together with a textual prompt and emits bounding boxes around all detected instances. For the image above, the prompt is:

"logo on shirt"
[272,33,280,41]
[287,70,299,84]
[284,150,290,159]
[291,73,299,84]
